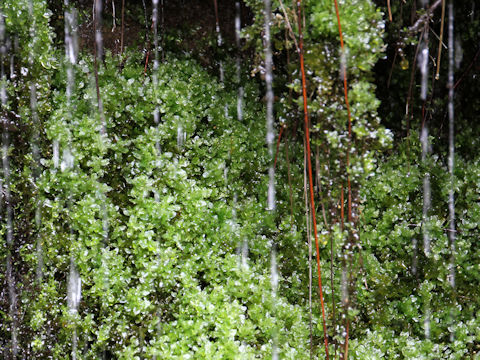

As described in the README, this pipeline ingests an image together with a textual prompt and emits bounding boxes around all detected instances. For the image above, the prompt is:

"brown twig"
[408,0,442,34]
[387,50,397,89]
[144,50,150,76]
[387,0,392,22]
[278,0,300,54]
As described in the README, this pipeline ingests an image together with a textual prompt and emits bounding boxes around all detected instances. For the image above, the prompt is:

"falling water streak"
[92,0,110,244]
[177,125,185,148]
[30,84,44,281]
[160,0,165,62]
[65,7,78,98]
[412,235,418,276]
[272,345,279,360]
[241,239,249,270]
[28,0,37,65]
[223,163,229,185]
[35,206,43,281]
[28,5,43,283]
[419,43,429,101]
[9,36,18,80]
[61,148,74,172]
[3,133,18,357]
[2,103,13,246]
[152,0,160,68]
[141,0,149,46]
[213,0,224,83]
[270,250,278,294]
[0,18,12,249]
[264,0,275,211]
[447,0,455,291]
[94,0,104,62]
[67,258,82,360]
[152,0,162,154]
[454,37,462,70]
[235,1,244,122]
[53,140,60,168]
[421,126,431,256]
[2,112,18,356]
[421,123,431,340]
[230,193,248,270]
[67,260,82,310]
[419,0,429,100]
[267,167,276,210]
[101,201,109,245]
[151,3,165,352]
[270,250,279,359]
[447,0,456,342]
[341,262,348,310]
[6,254,18,357]
[1,23,18,352]
[340,48,347,81]
[424,307,431,339]
[93,0,106,134]
[64,4,82,357]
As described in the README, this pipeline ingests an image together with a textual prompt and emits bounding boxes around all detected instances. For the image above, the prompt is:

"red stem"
[144,50,150,76]
[298,1,330,358]
[344,316,349,360]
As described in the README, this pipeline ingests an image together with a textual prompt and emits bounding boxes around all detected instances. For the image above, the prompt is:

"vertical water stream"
[264,1,277,357]
[30,84,44,282]
[94,0,106,134]
[63,3,81,358]
[447,0,455,292]
[152,0,161,155]
[270,250,279,359]
[264,0,275,211]
[27,0,44,282]
[421,124,431,340]
[213,0,224,83]
[235,1,244,123]
[0,11,18,357]
[447,0,456,341]
[420,0,431,341]
[152,3,163,358]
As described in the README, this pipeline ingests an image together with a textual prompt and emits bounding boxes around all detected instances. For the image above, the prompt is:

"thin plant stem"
[297,0,330,357]
[304,145,313,359]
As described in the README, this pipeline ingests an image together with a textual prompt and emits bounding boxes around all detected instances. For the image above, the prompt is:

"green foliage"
[352,138,480,358]
[1,0,479,358]
[20,52,313,358]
